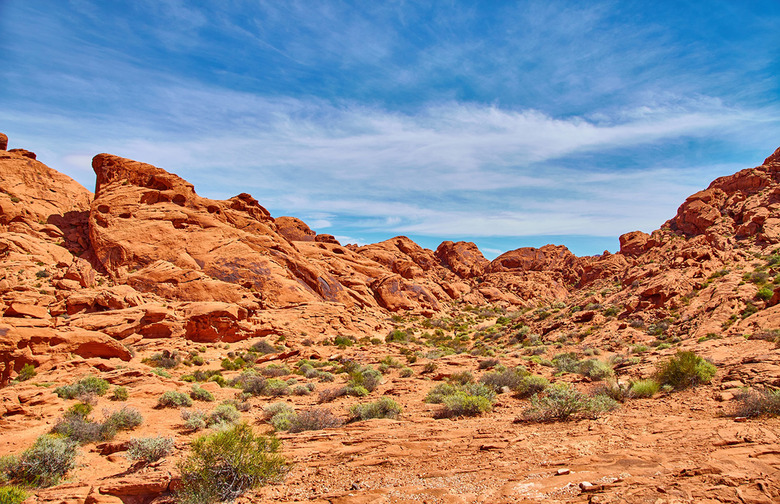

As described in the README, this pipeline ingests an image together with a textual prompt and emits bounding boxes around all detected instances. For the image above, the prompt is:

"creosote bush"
[54,376,110,400]
[127,436,175,463]
[190,385,215,402]
[425,382,495,418]
[177,423,285,504]
[157,390,193,408]
[521,383,618,422]
[350,397,402,421]
[655,351,716,390]
[0,435,77,487]
[287,408,343,433]
[16,364,36,382]
[733,388,780,418]
[512,375,550,398]
[629,379,660,398]
[109,386,128,401]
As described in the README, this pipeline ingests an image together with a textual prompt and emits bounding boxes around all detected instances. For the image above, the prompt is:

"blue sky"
[2,1,779,258]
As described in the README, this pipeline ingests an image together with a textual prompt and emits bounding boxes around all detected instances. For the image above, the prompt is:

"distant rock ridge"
[2,130,780,383]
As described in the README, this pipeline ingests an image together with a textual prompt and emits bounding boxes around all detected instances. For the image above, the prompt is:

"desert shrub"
[16,364,36,382]
[592,380,630,402]
[157,390,193,409]
[579,359,614,381]
[177,423,285,504]
[151,368,171,378]
[259,364,291,378]
[425,382,495,417]
[512,375,550,398]
[0,485,28,504]
[521,383,617,422]
[287,408,343,433]
[317,386,348,403]
[448,371,474,385]
[479,367,529,392]
[289,384,308,395]
[144,350,181,369]
[263,378,290,397]
[478,358,500,370]
[552,353,581,374]
[438,392,492,418]
[333,335,355,347]
[756,286,774,301]
[190,385,215,402]
[629,379,660,398]
[181,409,208,432]
[2,435,77,487]
[733,388,780,418]
[399,367,414,378]
[655,351,716,390]
[209,404,241,427]
[104,406,144,431]
[264,403,297,431]
[127,436,175,463]
[54,376,109,400]
[109,386,128,401]
[52,414,110,444]
[232,372,267,396]
[67,402,93,418]
[348,366,382,392]
[422,362,438,374]
[350,397,402,421]
[220,357,246,371]
[249,340,277,354]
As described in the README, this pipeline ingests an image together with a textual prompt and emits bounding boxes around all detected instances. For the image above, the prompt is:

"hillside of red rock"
[0,133,778,504]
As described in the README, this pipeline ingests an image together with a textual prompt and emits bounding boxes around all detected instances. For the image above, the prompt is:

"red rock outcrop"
[275,216,316,242]
[435,241,489,278]
[89,153,354,309]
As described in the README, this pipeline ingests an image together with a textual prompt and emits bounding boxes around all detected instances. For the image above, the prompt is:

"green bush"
[629,379,660,398]
[157,391,193,408]
[399,367,414,378]
[756,286,774,301]
[511,375,549,398]
[1,436,77,487]
[733,388,780,418]
[208,404,241,427]
[521,383,617,422]
[144,350,181,369]
[177,423,285,504]
[54,376,110,400]
[350,397,402,420]
[127,436,175,463]
[0,485,28,504]
[104,406,144,431]
[348,366,382,392]
[655,351,716,390]
[425,382,495,418]
[263,379,290,397]
[109,386,129,401]
[439,391,492,418]
[231,372,267,396]
[16,364,36,382]
[287,408,343,433]
[181,409,208,432]
[579,359,614,381]
[479,367,528,392]
[190,385,215,402]
[264,403,297,431]
[259,364,291,378]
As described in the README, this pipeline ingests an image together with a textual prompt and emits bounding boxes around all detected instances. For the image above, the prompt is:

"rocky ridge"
[1,133,779,504]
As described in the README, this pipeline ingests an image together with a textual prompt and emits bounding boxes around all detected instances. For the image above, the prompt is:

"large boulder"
[88,154,354,308]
